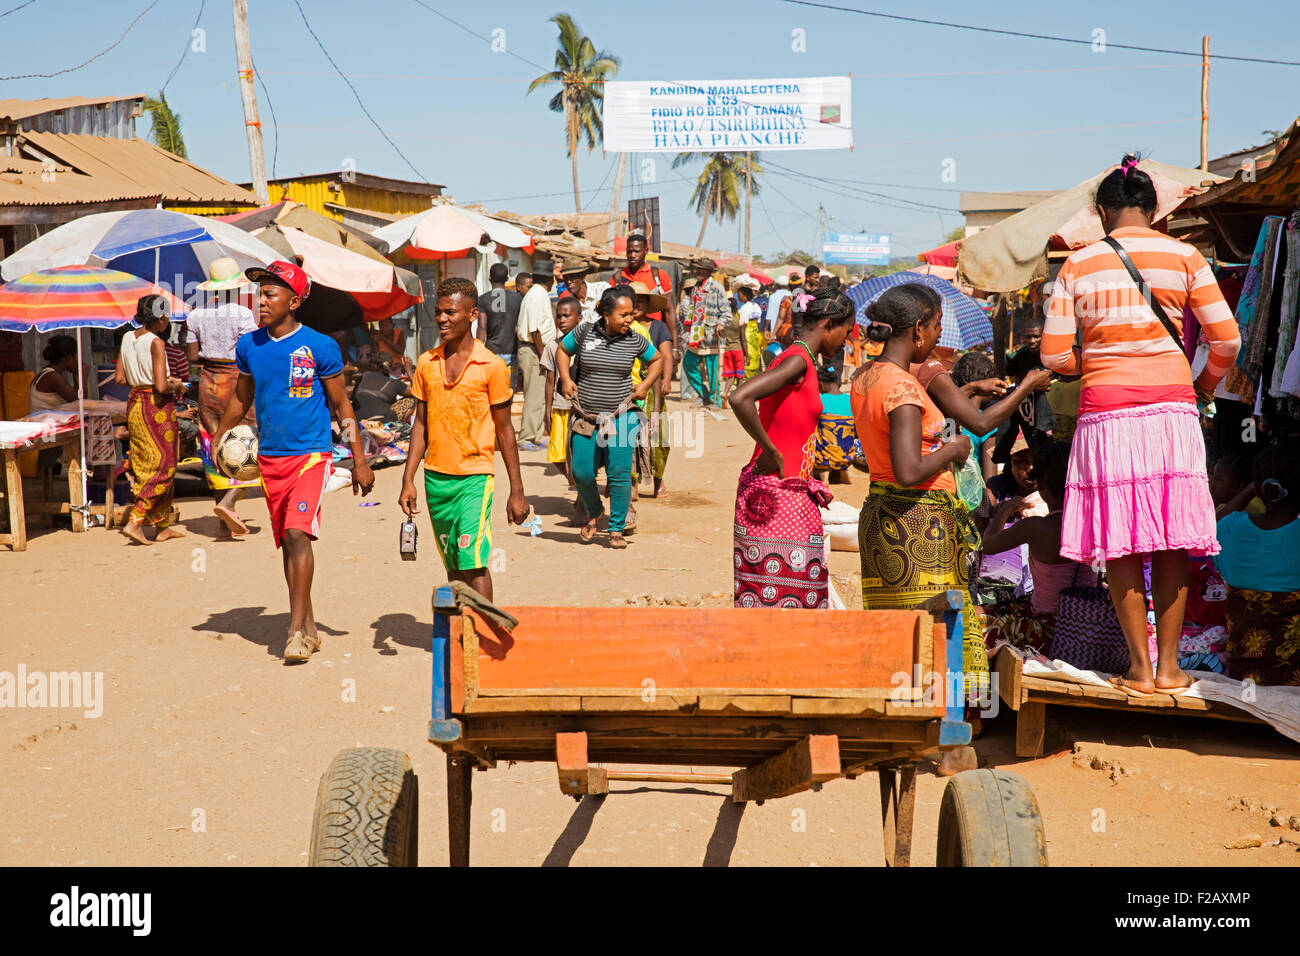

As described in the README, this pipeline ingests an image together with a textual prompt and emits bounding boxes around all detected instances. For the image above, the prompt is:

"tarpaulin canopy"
[371,202,535,261]
[917,240,960,267]
[1192,116,1300,260]
[957,159,1224,293]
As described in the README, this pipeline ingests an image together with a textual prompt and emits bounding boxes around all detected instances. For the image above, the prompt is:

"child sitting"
[1210,449,1265,519]
[1213,443,1300,686]
[978,441,1096,653]
[811,365,854,485]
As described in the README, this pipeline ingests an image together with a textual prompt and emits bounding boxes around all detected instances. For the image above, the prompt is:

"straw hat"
[197,256,254,291]
[628,281,667,314]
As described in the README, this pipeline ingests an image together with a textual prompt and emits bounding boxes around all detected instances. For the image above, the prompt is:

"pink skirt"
[1061,402,1218,565]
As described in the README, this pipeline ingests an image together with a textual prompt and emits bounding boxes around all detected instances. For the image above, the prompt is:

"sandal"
[580,517,601,542]
[608,532,628,549]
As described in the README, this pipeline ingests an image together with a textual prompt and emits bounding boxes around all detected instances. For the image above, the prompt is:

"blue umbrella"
[0,208,280,302]
[846,272,992,350]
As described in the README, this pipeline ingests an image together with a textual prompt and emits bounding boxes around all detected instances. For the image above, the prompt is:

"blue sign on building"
[822,232,891,266]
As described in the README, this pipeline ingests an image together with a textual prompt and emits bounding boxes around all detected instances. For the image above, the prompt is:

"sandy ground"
[1,394,1298,867]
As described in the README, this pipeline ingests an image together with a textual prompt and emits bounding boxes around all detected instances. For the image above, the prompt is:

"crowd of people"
[55,171,1292,699]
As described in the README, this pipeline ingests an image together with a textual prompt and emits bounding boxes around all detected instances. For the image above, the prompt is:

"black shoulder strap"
[1102,235,1185,355]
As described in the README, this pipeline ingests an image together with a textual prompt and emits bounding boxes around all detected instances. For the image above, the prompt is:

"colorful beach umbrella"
[0,265,185,332]
[0,208,279,299]
[846,271,992,350]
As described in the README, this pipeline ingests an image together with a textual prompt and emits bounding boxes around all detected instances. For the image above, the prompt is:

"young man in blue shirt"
[216,260,375,663]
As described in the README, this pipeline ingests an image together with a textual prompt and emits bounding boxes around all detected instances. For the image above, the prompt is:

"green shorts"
[424,470,494,571]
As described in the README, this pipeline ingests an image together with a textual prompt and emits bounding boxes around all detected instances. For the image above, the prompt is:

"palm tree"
[672,152,763,247]
[143,92,187,159]
[527,14,619,214]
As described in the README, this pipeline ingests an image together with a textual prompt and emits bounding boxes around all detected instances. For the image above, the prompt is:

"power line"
[0,0,158,80]
[160,0,205,96]
[0,1,40,18]
[766,161,960,212]
[251,52,279,180]
[290,0,431,184]
[780,0,1300,67]
[408,0,552,75]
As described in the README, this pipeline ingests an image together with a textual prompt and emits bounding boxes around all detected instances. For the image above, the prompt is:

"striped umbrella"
[0,265,185,332]
[846,272,992,350]
[0,266,187,521]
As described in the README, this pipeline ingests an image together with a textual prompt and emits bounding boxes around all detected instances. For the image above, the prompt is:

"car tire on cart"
[308,747,419,867]
[936,768,1047,867]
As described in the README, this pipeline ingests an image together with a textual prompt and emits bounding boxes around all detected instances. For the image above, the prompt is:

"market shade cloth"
[847,271,992,351]
[0,208,281,297]
[0,265,186,332]
[917,240,960,267]
[250,225,422,322]
[746,265,774,284]
[1191,116,1300,259]
[218,200,390,255]
[957,159,1224,293]
[371,203,535,261]
[908,263,958,281]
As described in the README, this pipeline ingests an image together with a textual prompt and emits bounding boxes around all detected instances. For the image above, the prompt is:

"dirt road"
[2,396,1297,866]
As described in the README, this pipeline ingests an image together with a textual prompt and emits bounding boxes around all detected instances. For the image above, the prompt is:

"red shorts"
[722,349,746,379]
[258,452,332,548]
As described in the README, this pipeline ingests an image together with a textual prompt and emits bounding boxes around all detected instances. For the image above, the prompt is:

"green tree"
[143,92,187,159]
[945,225,966,243]
[527,13,619,214]
[672,152,763,247]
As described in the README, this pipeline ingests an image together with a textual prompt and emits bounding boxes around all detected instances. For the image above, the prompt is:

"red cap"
[245,260,311,299]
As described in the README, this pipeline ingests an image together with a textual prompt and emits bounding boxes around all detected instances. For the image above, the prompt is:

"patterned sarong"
[859,483,988,699]
[813,412,856,472]
[1225,588,1300,686]
[125,387,178,527]
[733,465,831,608]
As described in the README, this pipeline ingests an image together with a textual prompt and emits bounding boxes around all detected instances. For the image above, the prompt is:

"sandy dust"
[1,395,1297,866]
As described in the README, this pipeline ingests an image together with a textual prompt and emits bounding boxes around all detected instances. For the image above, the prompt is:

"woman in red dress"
[728,287,856,608]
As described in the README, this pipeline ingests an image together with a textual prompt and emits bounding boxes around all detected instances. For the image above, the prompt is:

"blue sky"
[6,0,1298,259]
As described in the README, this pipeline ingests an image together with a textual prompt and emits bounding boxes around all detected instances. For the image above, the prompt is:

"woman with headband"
[1043,153,1241,697]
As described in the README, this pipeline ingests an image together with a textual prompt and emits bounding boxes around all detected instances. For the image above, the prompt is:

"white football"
[216,425,260,481]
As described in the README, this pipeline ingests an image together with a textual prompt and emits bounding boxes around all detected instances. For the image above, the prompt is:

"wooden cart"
[307,587,1048,867]
[994,645,1266,758]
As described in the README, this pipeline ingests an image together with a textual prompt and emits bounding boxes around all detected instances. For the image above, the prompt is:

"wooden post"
[1200,36,1210,174]
[2,449,26,552]
[1016,701,1047,759]
[67,455,85,533]
[608,152,627,242]
[446,755,472,867]
[878,765,918,867]
[744,151,752,258]
[232,0,269,203]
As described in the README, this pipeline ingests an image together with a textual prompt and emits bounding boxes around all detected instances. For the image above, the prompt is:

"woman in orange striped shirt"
[1043,155,1241,697]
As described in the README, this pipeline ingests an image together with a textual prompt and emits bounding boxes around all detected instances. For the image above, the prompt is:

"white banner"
[603,76,852,153]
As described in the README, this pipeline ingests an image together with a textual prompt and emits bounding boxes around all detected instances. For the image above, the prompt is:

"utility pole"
[607,152,627,243]
[232,0,268,203]
[744,151,752,258]
[1199,36,1210,173]
[818,203,825,260]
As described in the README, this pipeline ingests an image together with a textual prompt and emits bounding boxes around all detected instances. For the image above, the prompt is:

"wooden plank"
[1015,701,1046,758]
[580,695,698,713]
[732,735,841,803]
[449,618,466,714]
[460,715,936,745]
[879,766,918,867]
[461,611,480,705]
[465,606,924,696]
[446,755,472,867]
[993,645,1024,710]
[464,696,582,714]
[67,456,85,533]
[474,686,908,699]
[2,450,25,552]
[697,695,792,715]
[791,698,888,717]
[555,731,609,797]
[915,613,933,700]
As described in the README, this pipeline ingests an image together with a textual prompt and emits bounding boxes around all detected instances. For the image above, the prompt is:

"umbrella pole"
[76,330,89,528]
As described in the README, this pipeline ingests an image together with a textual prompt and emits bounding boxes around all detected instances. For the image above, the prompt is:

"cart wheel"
[308,747,419,867]
[936,768,1047,867]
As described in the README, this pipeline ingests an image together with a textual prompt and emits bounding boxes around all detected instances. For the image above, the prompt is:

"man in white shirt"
[516,259,556,449]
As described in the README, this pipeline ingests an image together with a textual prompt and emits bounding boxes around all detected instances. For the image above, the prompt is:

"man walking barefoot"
[216,261,375,663]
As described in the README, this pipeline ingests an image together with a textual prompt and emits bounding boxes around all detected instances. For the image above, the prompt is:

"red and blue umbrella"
[846,272,992,350]
[0,265,185,332]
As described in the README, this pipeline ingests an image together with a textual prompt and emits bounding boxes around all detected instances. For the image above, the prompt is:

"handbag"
[1051,562,1131,673]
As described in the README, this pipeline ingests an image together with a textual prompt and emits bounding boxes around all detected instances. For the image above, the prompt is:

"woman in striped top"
[1043,155,1241,696]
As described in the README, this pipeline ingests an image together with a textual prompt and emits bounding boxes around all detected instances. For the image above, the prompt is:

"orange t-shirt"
[411,340,512,475]
[851,360,956,493]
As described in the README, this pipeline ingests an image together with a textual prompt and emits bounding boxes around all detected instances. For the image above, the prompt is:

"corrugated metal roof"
[0,165,157,207]
[18,131,258,206]
[0,95,143,123]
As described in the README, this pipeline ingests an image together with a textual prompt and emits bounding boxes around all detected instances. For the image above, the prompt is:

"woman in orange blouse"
[852,284,987,729]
